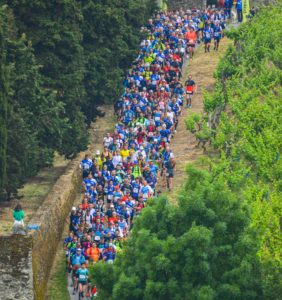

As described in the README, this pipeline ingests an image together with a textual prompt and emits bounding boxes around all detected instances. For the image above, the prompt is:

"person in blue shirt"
[80,154,93,178]
[147,172,157,190]
[224,0,232,19]
[204,23,213,53]
[132,177,141,200]
[71,249,86,268]
[213,21,223,51]
[149,160,158,177]
[76,263,89,298]
[83,174,97,192]
[103,244,116,263]
[160,124,171,143]
[104,180,115,204]
[236,0,243,22]
[123,105,135,125]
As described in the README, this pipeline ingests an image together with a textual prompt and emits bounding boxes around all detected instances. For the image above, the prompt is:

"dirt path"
[166,38,232,201]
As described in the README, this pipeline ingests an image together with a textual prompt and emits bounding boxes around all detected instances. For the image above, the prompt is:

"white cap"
[72,207,76,211]
[96,150,100,155]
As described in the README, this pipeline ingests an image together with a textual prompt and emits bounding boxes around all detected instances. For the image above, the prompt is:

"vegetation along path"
[165,37,232,201]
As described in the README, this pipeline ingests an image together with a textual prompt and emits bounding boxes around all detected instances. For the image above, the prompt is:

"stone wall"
[168,0,207,10]
[0,153,84,300]
[0,235,33,300]
[29,153,84,300]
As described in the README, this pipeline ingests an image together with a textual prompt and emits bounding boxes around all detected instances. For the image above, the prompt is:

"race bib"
[79,274,86,280]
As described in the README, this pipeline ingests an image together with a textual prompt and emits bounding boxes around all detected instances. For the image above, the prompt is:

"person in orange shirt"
[80,198,89,211]
[185,27,197,58]
[108,211,118,224]
[86,242,100,264]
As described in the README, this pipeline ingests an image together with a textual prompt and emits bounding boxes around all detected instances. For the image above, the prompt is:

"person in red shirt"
[185,75,197,108]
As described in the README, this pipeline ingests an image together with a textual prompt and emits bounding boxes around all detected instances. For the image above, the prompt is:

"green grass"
[46,249,70,300]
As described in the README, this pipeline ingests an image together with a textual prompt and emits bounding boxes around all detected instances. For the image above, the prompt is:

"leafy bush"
[185,113,201,132]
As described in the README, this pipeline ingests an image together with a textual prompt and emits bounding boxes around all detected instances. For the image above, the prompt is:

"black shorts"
[187,44,195,48]
[78,281,88,286]
[166,172,174,178]
[186,91,193,95]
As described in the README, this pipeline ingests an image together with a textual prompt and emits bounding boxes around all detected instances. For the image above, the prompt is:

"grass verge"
[46,248,70,300]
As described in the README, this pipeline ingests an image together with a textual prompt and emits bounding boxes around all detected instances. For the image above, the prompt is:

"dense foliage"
[0,0,155,199]
[91,5,282,300]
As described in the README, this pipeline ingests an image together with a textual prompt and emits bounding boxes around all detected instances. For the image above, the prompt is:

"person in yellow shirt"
[94,150,103,170]
[120,144,130,161]
[142,66,152,81]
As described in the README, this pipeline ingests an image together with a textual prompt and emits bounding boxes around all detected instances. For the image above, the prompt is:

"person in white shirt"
[103,133,113,148]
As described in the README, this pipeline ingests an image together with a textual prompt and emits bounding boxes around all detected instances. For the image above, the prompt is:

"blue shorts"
[204,38,211,44]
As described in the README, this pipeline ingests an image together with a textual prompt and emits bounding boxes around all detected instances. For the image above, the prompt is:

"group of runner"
[64,7,227,300]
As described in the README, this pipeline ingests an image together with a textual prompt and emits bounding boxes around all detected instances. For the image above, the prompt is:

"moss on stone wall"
[29,153,84,300]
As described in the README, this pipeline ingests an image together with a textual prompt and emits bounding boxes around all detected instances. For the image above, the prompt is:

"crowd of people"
[64,7,228,300]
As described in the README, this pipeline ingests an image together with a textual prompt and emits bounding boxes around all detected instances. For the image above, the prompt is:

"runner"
[164,157,176,191]
[185,75,197,108]
[185,26,197,58]
[204,22,213,53]
[76,262,89,300]
[213,21,223,51]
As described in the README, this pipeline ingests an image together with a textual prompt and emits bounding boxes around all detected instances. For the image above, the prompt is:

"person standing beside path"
[185,75,197,108]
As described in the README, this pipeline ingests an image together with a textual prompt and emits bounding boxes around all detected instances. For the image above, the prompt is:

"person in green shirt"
[13,204,25,234]
[13,204,25,222]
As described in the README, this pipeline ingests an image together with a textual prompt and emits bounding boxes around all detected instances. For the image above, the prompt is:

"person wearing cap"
[94,150,103,169]
[67,207,79,233]
[71,248,86,294]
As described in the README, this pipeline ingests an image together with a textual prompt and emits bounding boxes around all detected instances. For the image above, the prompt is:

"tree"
[0,5,10,200]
